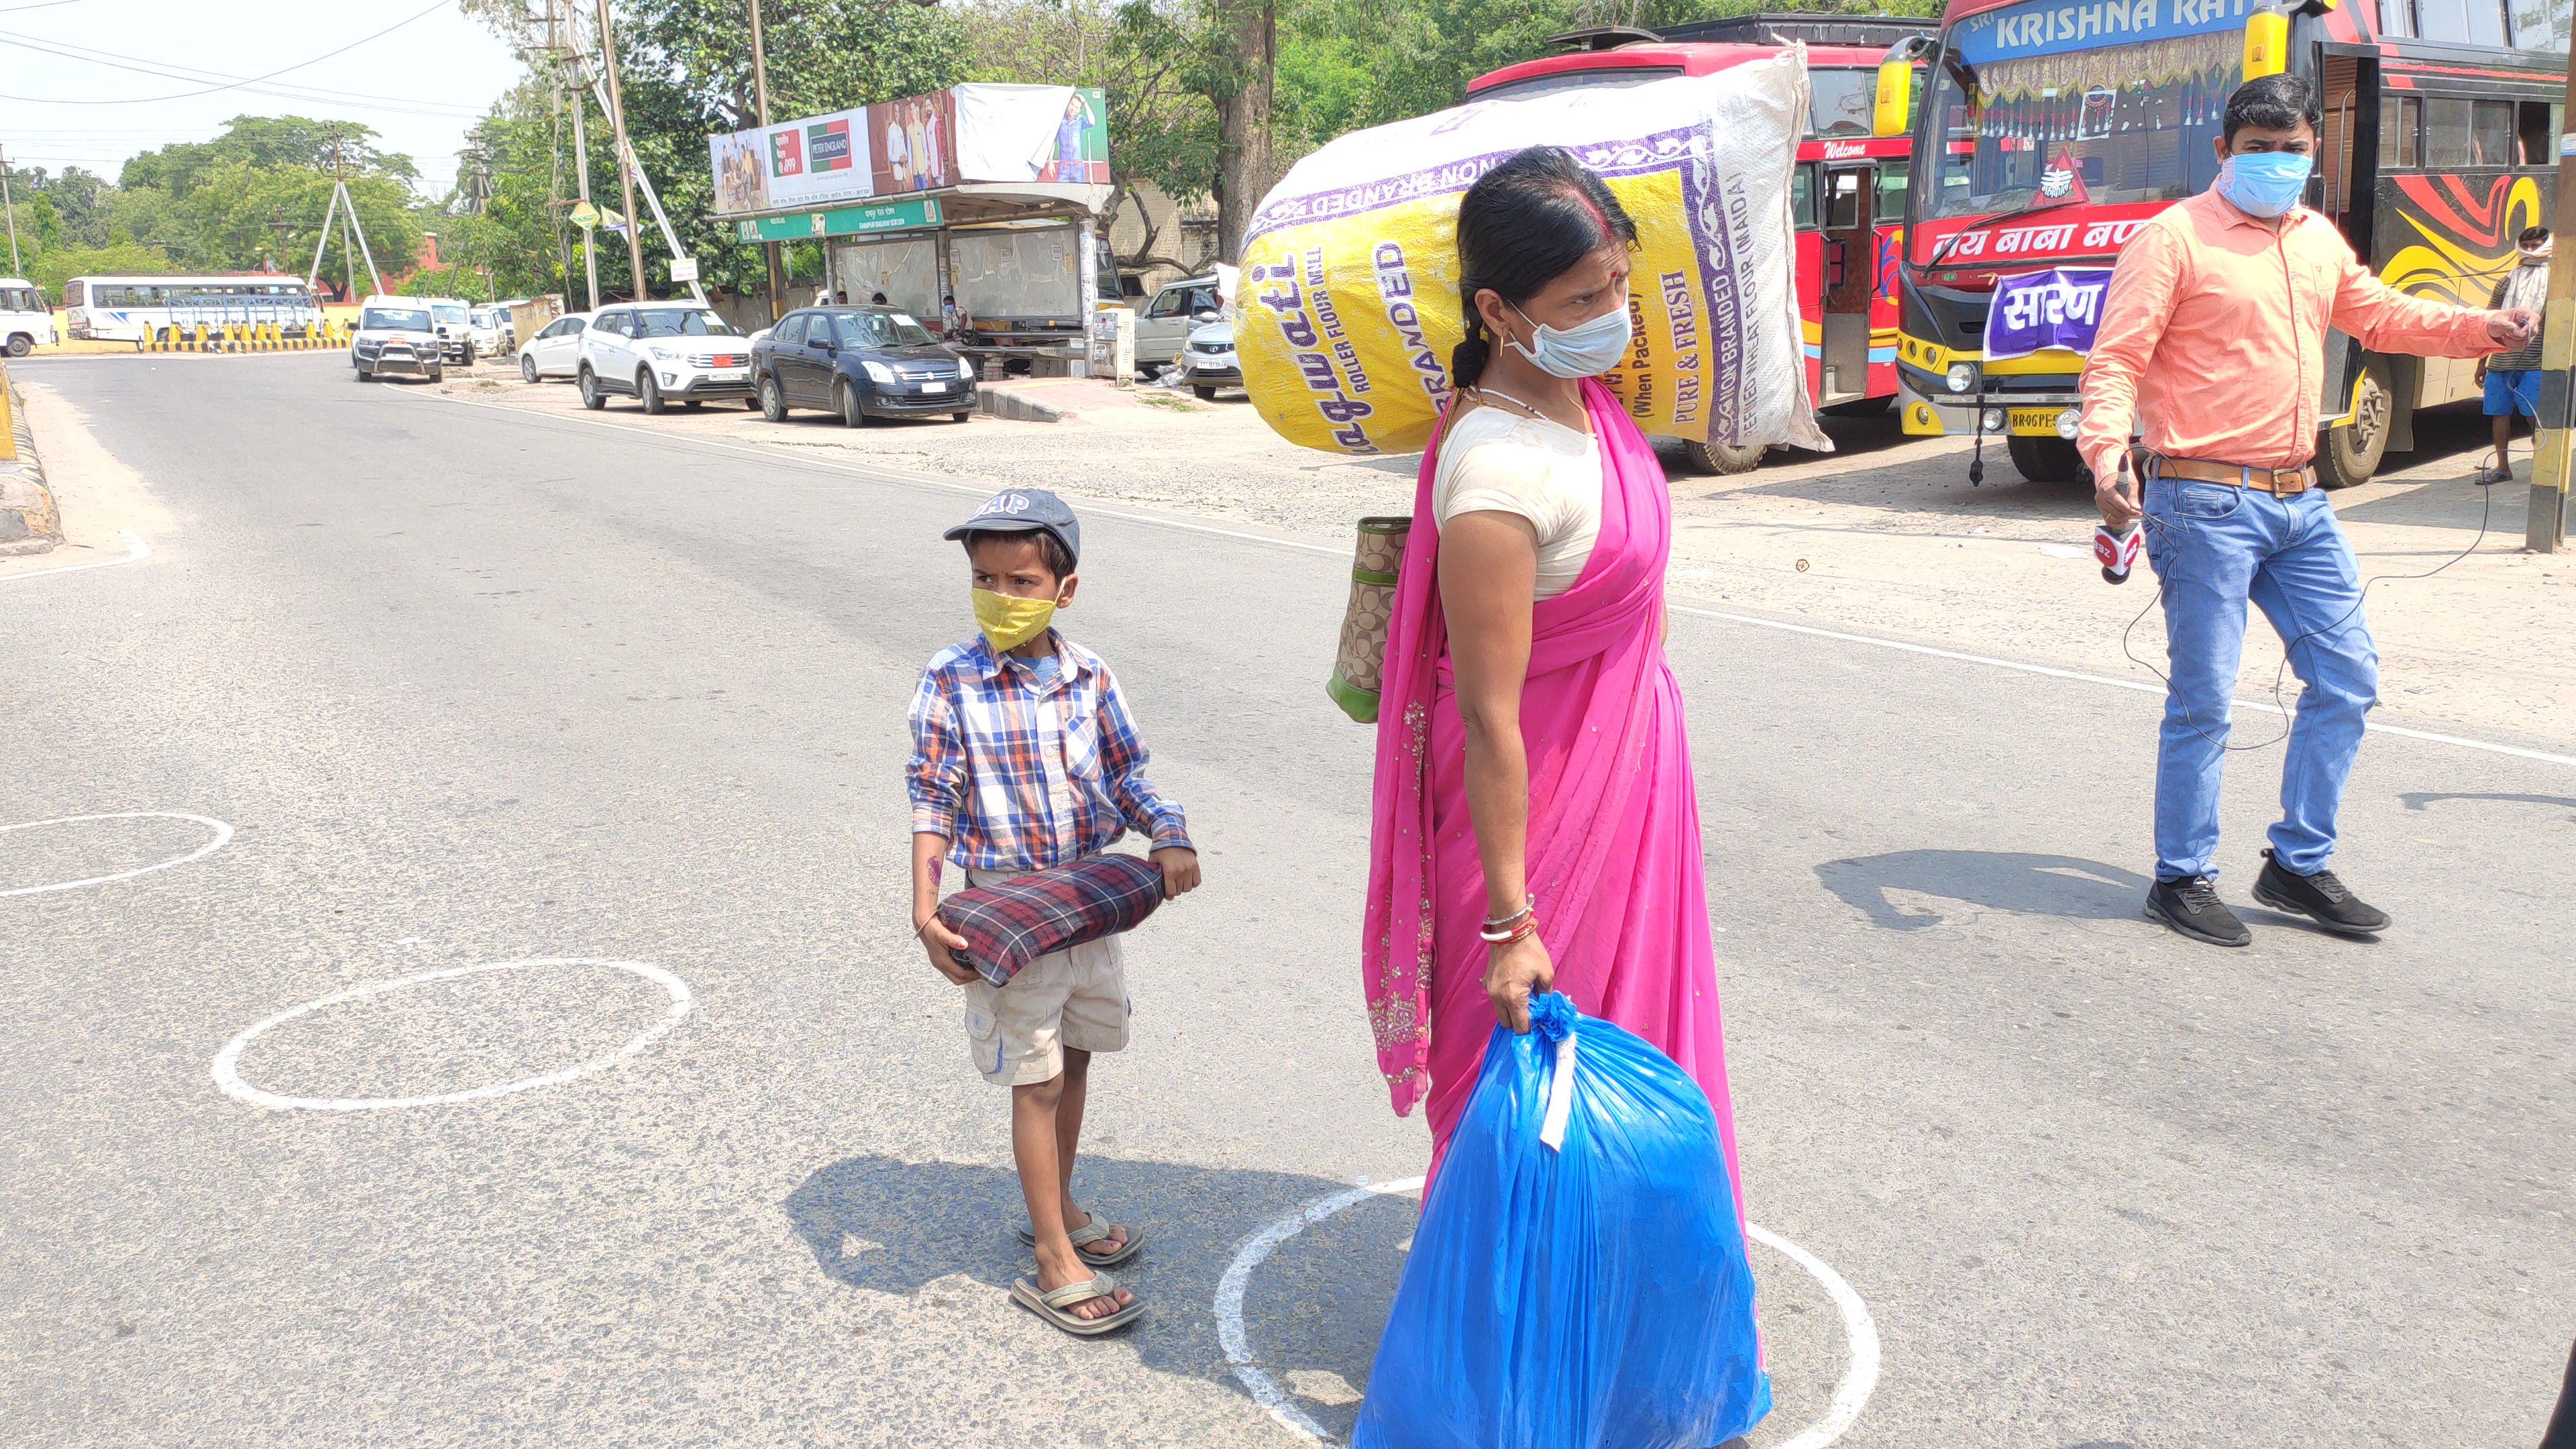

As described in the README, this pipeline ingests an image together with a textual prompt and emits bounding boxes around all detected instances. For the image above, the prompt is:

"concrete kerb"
[976,382,1077,423]
[0,362,63,557]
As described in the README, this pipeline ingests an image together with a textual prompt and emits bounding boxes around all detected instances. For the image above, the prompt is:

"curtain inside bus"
[1927,29,2238,219]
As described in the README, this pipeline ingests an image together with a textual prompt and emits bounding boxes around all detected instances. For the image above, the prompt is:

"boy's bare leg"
[2492,412,2514,475]
[1012,1071,1131,1320]
[1053,1049,1128,1258]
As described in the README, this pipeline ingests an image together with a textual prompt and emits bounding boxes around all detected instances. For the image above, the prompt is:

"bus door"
[1792,162,1826,405]
[2315,48,2385,476]
[1819,162,1878,404]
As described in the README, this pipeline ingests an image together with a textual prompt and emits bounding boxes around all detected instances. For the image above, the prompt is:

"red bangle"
[1479,915,1538,946]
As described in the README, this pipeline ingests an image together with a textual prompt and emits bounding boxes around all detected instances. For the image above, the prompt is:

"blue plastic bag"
[1352,993,1769,1449]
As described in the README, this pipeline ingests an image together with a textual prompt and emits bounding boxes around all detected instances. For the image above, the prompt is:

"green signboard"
[733,197,942,244]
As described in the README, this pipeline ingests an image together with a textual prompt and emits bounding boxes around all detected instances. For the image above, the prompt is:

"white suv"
[577,303,755,414]
[350,295,445,382]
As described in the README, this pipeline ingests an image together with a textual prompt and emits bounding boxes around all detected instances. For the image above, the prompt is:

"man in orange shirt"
[2077,74,2534,949]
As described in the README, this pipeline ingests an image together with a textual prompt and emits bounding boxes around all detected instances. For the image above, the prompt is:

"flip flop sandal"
[1010,1271,1146,1337]
[1016,1218,1145,1267]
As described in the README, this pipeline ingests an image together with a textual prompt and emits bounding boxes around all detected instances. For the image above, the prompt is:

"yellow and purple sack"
[1238,52,1826,458]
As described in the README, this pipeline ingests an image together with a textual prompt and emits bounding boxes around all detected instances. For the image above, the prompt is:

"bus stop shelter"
[709,84,1116,377]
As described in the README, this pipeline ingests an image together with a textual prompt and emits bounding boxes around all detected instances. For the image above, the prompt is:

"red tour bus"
[1470,13,1934,473]
[1896,0,2570,487]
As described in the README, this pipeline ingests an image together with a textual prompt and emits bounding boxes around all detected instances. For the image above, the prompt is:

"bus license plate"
[2008,407,2065,436]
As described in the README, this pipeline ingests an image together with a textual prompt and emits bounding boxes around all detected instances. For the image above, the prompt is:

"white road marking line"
[415,391,2575,769]
[0,811,230,897]
[1746,1222,1882,1449]
[1667,604,2576,769]
[0,529,152,584]
[1215,1177,1876,1448]
[1218,1176,1418,1443]
[210,957,693,1112]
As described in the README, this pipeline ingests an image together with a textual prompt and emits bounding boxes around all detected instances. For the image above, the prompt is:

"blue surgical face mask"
[1508,301,1631,379]
[2215,150,2313,219]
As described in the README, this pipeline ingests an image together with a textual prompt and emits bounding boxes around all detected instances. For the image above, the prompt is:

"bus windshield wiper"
[1922,191,2059,275]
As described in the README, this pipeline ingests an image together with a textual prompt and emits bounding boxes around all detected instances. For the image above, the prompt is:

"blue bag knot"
[1527,991,1576,1042]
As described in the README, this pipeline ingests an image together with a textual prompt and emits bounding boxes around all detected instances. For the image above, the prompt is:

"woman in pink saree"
[1361,147,1749,1225]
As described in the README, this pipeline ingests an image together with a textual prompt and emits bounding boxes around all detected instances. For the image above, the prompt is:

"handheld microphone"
[2095,520,2142,584]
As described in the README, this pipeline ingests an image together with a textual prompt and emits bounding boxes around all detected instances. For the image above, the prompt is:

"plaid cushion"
[936,854,1166,987]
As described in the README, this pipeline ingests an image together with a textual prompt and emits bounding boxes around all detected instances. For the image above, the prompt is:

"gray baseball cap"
[944,487,1080,566]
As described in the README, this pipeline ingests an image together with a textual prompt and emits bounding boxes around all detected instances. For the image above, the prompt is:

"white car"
[0,277,56,357]
[423,297,474,364]
[350,294,444,382]
[517,311,592,381]
[466,305,505,358]
[576,303,755,414]
[1134,274,1223,370]
[1177,317,1241,400]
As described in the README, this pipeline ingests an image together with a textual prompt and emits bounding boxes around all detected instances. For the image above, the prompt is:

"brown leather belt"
[2150,453,2314,494]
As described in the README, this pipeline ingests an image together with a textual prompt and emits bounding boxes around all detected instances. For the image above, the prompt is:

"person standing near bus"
[2076,74,2535,948]
[2476,226,2552,485]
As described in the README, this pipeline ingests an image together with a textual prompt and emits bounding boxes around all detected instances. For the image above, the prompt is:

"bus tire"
[1682,439,1768,475]
[2314,369,2391,490]
[2006,435,2090,484]
[4,333,29,358]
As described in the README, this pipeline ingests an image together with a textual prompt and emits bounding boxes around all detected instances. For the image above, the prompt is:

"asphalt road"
[3,354,2570,1449]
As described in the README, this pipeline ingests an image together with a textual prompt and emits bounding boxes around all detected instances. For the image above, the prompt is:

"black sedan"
[751,307,978,425]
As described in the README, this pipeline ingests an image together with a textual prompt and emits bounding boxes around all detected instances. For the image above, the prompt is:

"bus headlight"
[1982,409,2006,433]
[1945,362,1978,394]
[2055,407,2082,440]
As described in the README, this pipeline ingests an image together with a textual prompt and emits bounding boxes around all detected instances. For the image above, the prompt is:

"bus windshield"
[1925,28,2237,221]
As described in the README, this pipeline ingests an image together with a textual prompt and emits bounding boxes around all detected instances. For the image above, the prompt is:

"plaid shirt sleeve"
[1091,662,1191,852]
[906,665,965,841]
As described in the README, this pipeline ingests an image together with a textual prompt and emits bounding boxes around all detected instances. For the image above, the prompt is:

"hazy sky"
[0,0,530,197]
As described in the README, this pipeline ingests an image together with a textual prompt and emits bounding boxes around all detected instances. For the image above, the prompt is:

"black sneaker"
[2144,875,2252,947]
[2251,849,2391,936]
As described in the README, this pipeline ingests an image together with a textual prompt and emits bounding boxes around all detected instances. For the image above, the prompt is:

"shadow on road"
[783,1152,1413,1434]
[2399,790,2576,822]
[1815,851,2151,930]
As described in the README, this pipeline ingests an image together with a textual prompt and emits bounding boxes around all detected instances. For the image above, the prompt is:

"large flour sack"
[1238,51,1824,458]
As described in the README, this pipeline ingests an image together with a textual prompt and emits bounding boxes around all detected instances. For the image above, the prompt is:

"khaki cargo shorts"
[958,867,1131,1086]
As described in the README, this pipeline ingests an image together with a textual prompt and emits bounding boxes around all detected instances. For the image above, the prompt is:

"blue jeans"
[2143,471,2379,881]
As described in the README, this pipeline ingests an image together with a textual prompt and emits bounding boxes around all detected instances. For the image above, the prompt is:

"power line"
[0,0,466,107]
[0,25,480,112]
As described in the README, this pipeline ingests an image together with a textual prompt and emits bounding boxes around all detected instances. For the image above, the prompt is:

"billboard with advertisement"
[708,84,1106,219]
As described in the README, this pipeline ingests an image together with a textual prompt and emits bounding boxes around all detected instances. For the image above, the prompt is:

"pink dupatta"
[1360,379,1746,1211]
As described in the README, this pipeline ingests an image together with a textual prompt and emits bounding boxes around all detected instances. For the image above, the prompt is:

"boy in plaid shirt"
[906,488,1199,1336]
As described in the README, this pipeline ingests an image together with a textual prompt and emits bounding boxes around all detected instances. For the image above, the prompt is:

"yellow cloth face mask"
[973,588,1058,652]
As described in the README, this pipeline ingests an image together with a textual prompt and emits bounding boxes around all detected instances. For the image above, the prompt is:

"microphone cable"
[2115,464,2496,754]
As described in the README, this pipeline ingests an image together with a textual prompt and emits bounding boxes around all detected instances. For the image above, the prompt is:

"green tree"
[120,115,417,198]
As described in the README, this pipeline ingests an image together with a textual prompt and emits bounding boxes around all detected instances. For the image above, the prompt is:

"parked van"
[350,294,445,382]
[0,278,56,357]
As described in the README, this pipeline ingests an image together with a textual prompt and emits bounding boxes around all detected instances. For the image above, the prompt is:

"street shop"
[710,83,1120,378]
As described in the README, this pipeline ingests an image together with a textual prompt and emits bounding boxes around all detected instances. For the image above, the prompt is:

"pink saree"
[1360,379,1746,1218]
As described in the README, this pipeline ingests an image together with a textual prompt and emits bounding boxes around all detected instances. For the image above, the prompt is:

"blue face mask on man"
[2215,150,2313,219]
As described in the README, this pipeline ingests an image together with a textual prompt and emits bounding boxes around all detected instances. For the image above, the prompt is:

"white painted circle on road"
[1215,1177,1878,1448]
[211,957,693,1111]
[0,812,232,897]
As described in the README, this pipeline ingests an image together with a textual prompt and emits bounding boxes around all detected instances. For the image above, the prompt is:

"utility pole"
[562,0,600,310]
[545,0,576,300]
[2531,33,2576,551]
[0,142,20,275]
[594,0,647,302]
[749,0,785,321]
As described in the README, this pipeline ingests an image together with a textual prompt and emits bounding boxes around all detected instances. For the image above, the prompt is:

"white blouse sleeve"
[1434,437,1566,537]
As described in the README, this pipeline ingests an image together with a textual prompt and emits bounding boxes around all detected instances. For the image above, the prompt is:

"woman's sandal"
[1010,1270,1146,1336]
[1016,1217,1144,1267]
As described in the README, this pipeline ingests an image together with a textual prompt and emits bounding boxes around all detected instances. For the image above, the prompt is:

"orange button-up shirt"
[2077,189,2499,480]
